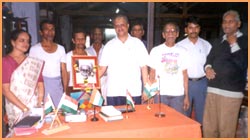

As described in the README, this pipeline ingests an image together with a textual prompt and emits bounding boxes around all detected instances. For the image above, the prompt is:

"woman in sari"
[2,29,45,129]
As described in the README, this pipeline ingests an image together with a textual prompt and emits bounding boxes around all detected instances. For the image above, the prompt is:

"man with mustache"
[29,20,67,107]
[65,28,88,95]
[99,14,149,106]
[203,10,247,138]
[177,16,212,126]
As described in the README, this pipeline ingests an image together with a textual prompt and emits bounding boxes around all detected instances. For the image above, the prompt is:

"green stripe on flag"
[61,104,78,114]
[45,106,53,115]
[89,89,104,106]
[144,87,152,98]
[97,97,104,106]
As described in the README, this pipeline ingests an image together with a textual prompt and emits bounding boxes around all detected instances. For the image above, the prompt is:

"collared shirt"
[222,30,243,53]
[99,34,148,97]
[177,37,212,78]
[86,44,104,57]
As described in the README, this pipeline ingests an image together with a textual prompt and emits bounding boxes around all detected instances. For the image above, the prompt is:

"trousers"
[203,92,242,137]
[185,77,207,125]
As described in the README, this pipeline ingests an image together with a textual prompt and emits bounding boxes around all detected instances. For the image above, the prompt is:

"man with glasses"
[148,22,190,114]
[203,10,248,138]
[99,14,149,106]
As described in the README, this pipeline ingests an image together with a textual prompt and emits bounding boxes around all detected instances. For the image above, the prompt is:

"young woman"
[2,29,44,129]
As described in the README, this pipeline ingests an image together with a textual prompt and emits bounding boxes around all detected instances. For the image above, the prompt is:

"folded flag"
[44,93,55,115]
[89,88,104,106]
[58,93,78,114]
[126,90,135,110]
[143,83,158,100]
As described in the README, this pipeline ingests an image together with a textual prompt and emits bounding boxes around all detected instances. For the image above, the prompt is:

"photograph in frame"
[72,55,100,89]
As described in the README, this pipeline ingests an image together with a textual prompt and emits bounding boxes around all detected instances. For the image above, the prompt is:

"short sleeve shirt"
[99,35,149,97]
[29,43,66,78]
[148,43,188,96]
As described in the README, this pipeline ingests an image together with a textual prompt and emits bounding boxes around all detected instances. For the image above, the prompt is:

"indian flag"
[58,93,78,114]
[89,88,104,106]
[44,94,55,115]
[126,90,135,110]
[144,83,158,100]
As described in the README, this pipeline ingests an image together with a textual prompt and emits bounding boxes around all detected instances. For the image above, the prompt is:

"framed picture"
[72,55,100,89]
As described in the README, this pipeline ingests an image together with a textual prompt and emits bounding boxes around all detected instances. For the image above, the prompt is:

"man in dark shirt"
[203,10,248,138]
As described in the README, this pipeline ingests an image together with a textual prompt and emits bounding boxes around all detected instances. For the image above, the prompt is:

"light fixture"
[115,8,120,14]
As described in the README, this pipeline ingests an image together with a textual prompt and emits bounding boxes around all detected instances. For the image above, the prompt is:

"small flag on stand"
[89,88,104,106]
[58,93,78,114]
[44,94,55,115]
[143,83,158,100]
[126,90,135,110]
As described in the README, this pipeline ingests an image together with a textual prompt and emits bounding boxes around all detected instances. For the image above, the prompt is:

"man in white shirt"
[86,27,104,57]
[65,28,88,95]
[29,19,67,107]
[148,22,189,114]
[86,27,108,105]
[99,14,149,106]
[177,16,212,125]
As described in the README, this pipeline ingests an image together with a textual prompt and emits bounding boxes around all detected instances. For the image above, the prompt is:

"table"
[14,104,201,138]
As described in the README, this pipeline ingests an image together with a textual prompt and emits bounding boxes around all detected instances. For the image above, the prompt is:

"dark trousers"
[185,77,208,125]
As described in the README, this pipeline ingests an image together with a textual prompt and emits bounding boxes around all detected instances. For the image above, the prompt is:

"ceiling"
[39,2,248,29]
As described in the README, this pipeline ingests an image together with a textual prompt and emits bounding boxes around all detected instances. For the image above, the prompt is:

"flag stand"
[125,104,129,119]
[147,99,151,110]
[42,109,70,135]
[91,105,99,121]
[155,76,165,118]
[154,94,165,117]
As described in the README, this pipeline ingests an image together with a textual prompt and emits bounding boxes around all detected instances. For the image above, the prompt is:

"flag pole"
[49,93,65,129]
[147,99,151,110]
[125,104,129,119]
[155,75,165,117]
[91,105,99,122]
[49,108,61,129]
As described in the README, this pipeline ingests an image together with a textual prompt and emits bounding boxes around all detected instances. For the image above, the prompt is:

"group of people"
[2,9,247,138]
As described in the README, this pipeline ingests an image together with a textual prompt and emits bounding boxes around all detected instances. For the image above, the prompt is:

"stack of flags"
[44,87,105,115]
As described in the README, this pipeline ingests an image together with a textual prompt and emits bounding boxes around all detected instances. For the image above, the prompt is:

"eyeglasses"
[164,29,177,34]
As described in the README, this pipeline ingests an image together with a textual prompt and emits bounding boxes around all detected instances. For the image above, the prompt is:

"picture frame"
[72,55,100,90]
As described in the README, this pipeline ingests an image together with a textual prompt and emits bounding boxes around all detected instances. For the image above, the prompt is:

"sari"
[3,56,44,128]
